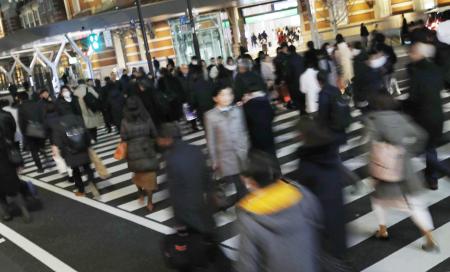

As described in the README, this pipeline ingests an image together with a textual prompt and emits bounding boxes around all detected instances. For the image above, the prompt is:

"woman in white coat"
[335,34,354,86]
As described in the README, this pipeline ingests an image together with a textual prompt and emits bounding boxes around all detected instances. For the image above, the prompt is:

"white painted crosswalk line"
[146,207,174,222]
[362,221,450,272]
[347,179,450,248]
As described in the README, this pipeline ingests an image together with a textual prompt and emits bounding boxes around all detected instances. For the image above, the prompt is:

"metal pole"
[186,0,201,60]
[136,0,154,77]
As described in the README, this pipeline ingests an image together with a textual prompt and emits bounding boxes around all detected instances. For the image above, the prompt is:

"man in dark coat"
[304,41,319,69]
[188,68,215,126]
[52,112,94,196]
[360,23,369,48]
[104,77,125,132]
[288,45,305,113]
[294,118,346,261]
[17,92,48,173]
[157,123,231,271]
[0,108,31,222]
[404,42,449,190]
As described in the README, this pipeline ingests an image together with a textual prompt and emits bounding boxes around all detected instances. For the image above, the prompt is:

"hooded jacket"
[237,180,321,272]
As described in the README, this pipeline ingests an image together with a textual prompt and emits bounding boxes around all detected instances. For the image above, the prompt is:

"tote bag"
[369,141,405,182]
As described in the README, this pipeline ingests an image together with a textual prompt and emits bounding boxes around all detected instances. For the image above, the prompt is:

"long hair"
[123,96,149,123]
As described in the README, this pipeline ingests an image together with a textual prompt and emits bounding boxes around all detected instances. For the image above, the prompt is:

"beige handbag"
[88,148,110,180]
[369,141,405,182]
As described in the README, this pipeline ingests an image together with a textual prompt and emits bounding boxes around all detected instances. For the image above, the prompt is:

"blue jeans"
[425,146,450,185]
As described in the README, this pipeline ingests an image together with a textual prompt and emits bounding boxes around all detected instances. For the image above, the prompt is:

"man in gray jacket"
[237,151,322,272]
[205,84,250,203]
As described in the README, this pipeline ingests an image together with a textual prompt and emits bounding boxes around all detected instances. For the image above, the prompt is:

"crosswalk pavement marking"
[362,221,450,272]
[18,87,450,269]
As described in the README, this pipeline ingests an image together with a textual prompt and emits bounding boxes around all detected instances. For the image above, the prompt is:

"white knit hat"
[415,42,436,58]
[437,20,450,45]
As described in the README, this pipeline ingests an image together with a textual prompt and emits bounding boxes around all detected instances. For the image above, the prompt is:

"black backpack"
[62,122,89,154]
[330,92,352,131]
[83,88,102,112]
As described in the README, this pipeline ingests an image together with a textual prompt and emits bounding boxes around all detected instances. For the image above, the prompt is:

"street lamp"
[135,0,154,77]
[186,0,201,61]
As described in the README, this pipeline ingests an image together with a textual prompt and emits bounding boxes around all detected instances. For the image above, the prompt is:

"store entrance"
[170,13,231,65]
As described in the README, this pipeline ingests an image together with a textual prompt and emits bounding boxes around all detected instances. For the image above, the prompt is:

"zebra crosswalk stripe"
[18,92,450,270]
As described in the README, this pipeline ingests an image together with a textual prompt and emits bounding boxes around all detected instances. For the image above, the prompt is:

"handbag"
[114,142,127,160]
[7,146,23,166]
[25,121,46,139]
[88,148,110,180]
[369,141,405,182]
[161,230,209,270]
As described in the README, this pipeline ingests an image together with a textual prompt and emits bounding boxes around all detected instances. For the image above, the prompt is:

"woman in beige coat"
[74,80,104,142]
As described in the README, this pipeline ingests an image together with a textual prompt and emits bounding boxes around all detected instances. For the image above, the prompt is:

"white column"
[413,0,436,11]
[36,49,60,95]
[113,32,126,69]
[136,27,147,62]
[227,7,242,57]
[65,34,94,79]
[374,0,391,18]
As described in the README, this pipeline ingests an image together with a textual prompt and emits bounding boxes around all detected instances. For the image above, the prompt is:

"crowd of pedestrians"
[0,18,449,271]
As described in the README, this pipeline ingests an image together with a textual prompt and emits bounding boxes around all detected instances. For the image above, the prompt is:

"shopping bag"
[53,154,68,174]
[113,142,127,160]
[89,148,110,179]
[369,141,405,182]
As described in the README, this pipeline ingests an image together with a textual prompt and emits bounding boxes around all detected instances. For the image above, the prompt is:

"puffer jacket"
[121,118,158,173]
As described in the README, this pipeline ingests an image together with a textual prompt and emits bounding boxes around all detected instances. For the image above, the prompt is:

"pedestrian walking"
[360,23,370,48]
[52,105,95,197]
[157,123,231,272]
[121,96,159,211]
[105,77,125,133]
[367,94,438,251]
[237,151,321,272]
[73,79,104,143]
[205,85,250,204]
[318,43,339,88]
[335,34,354,87]
[300,59,321,115]
[0,107,31,223]
[56,86,82,117]
[294,118,347,260]
[235,59,277,159]
[404,42,450,190]
[17,92,48,173]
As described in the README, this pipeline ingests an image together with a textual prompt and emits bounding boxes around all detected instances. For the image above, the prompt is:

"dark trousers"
[425,146,450,186]
[72,164,94,193]
[223,175,248,204]
[27,137,47,171]
[88,128,97,142]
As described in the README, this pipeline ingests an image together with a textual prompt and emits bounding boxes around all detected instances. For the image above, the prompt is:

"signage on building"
[103,30,113,48]
[180,16,189,25]
[68,57,78,64]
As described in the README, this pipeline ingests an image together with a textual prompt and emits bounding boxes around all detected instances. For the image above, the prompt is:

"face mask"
[62,91,72,102]
[326,47,334,55]
[369,56,387,69]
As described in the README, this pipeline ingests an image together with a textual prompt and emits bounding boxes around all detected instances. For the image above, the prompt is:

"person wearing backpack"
[121,96,159,211]
[74,79,103,143]
[52,103,94,197]
[366,94,438,252]
[17,92,48,173]
[317,71,351,145]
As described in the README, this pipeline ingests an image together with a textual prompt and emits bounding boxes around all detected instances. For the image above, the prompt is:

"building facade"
[0,0,449,93]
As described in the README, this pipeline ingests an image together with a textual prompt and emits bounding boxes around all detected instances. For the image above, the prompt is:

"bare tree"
[321,0,356,36]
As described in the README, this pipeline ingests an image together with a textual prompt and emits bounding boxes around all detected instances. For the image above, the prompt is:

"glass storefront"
[242,0,303,56]
[169,12,232,65]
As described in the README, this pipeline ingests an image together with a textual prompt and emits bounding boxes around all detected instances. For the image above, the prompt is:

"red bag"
[114,142,127,160]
